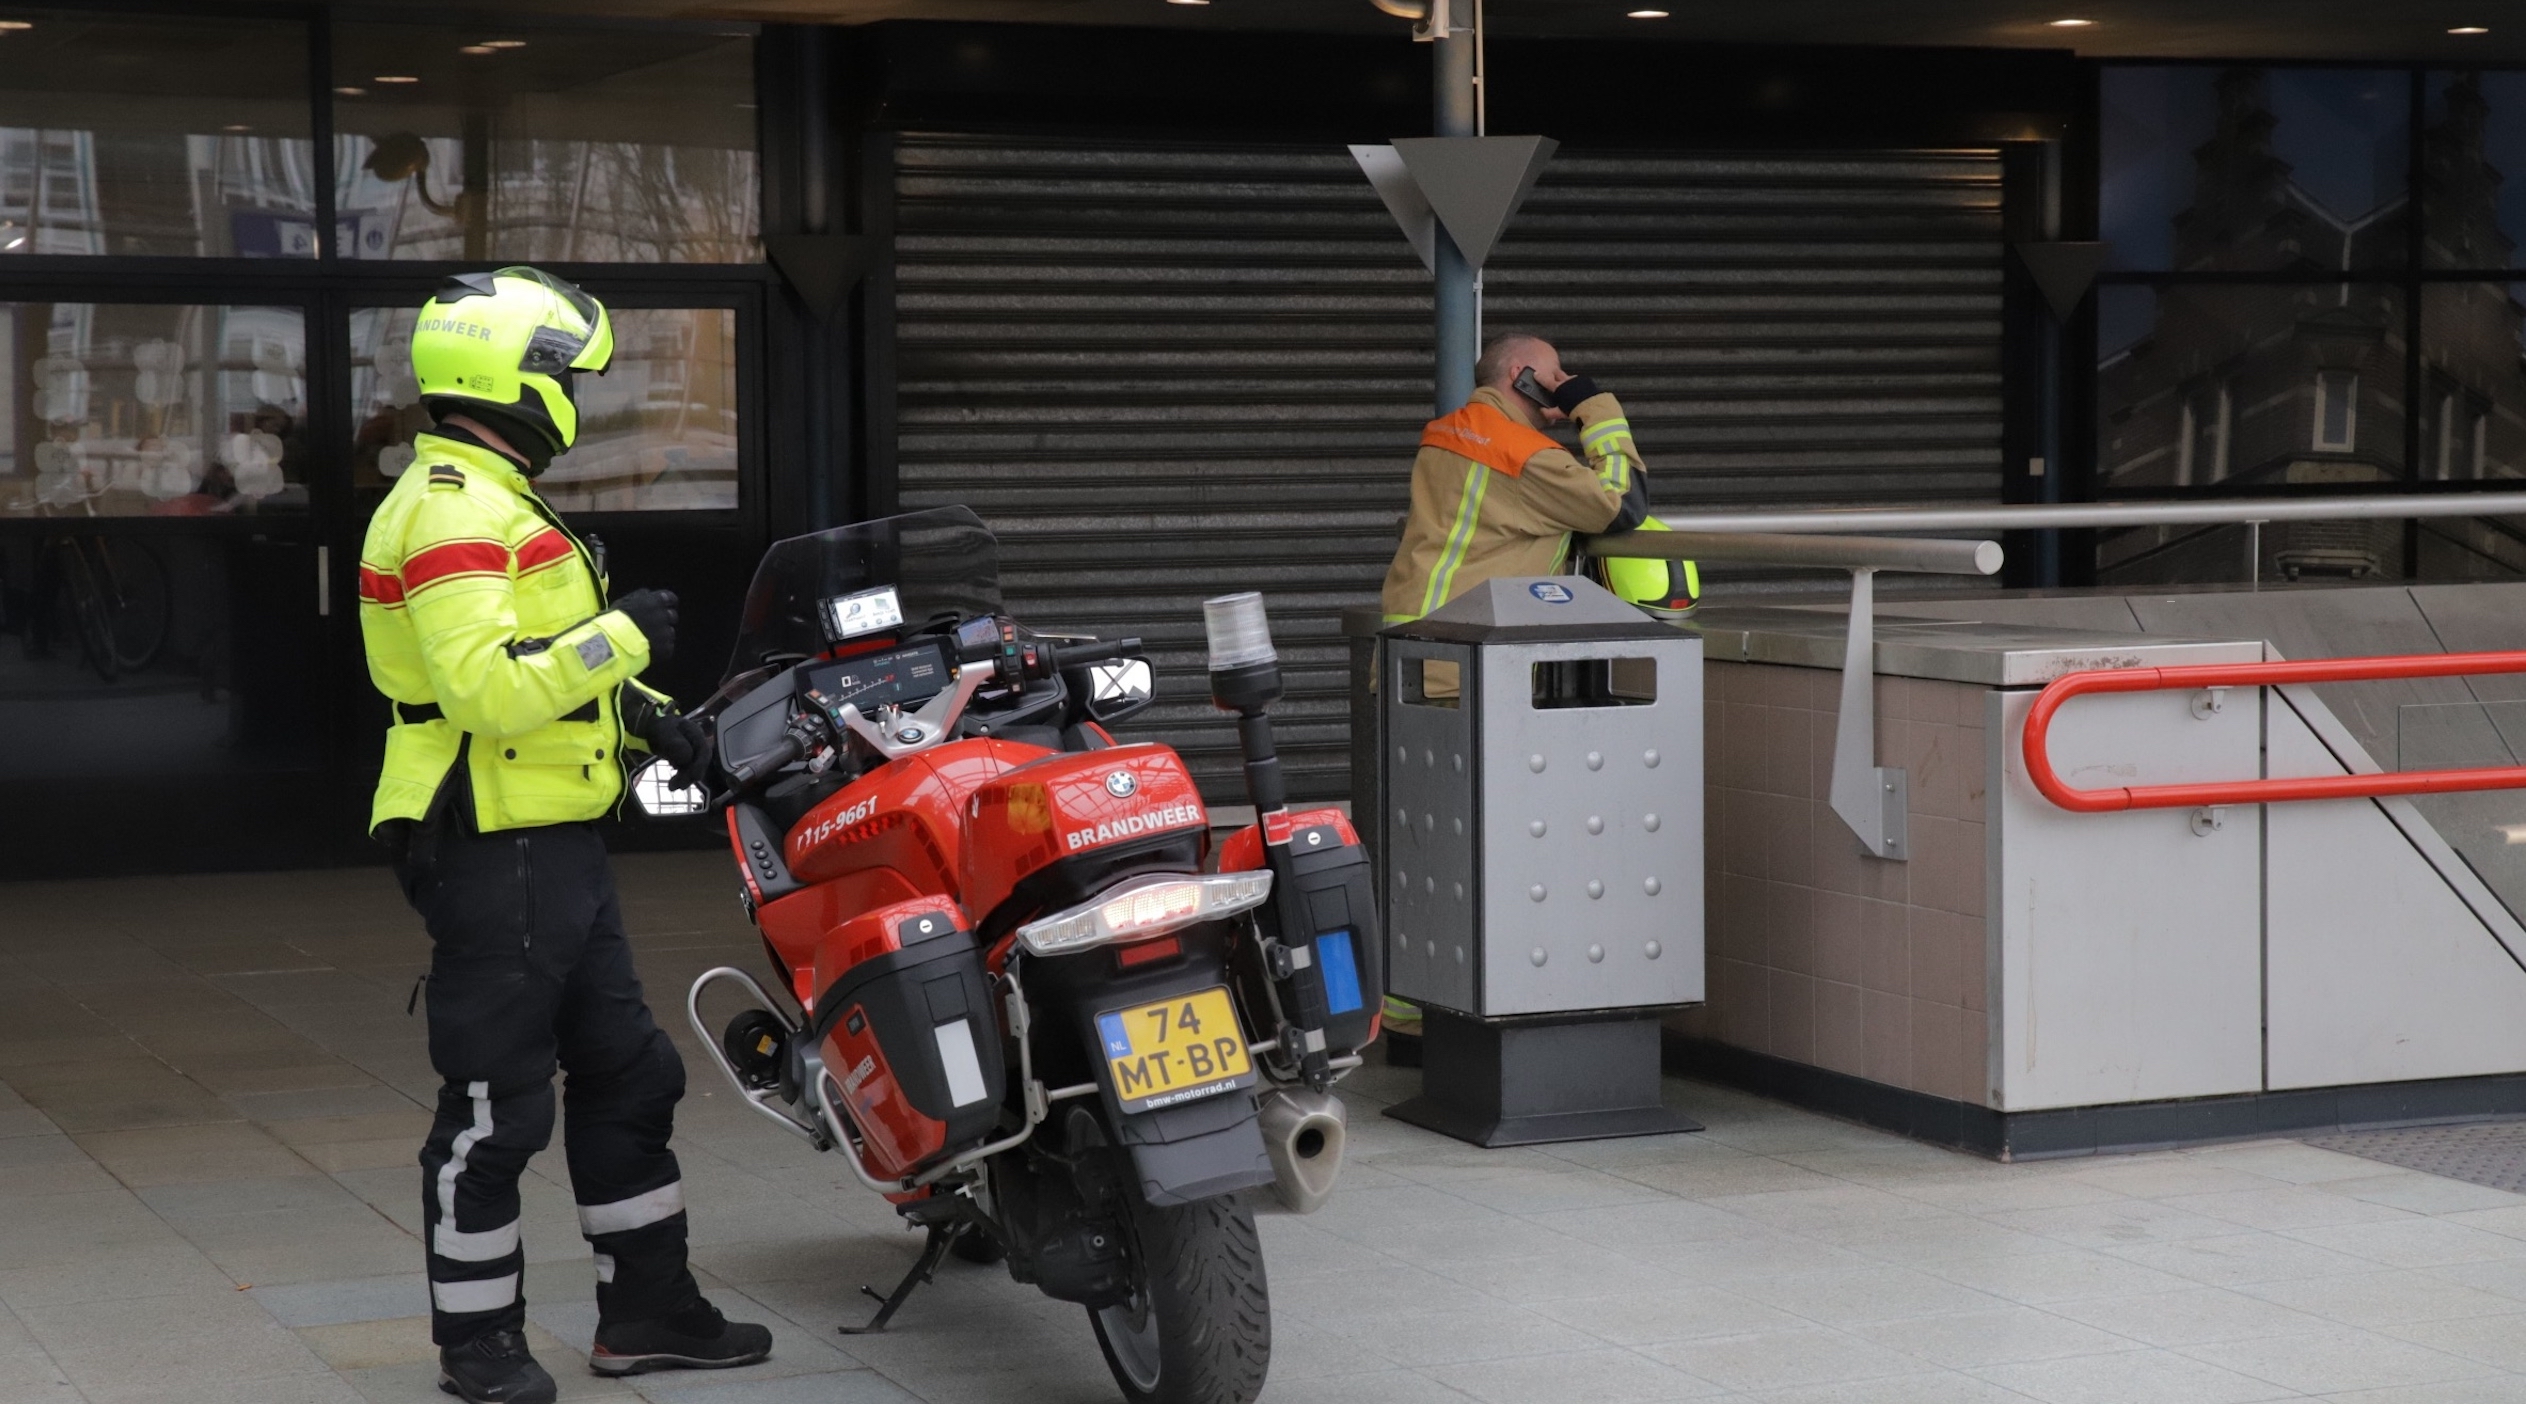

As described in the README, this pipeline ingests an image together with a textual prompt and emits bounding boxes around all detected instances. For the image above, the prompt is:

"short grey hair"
[1475,330,1548,388]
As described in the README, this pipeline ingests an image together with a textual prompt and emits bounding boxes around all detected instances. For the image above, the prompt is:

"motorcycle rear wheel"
[1088,1189,1271,1404]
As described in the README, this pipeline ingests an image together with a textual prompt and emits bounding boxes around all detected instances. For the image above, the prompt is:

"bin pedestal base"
[1384,1008,1701,1147]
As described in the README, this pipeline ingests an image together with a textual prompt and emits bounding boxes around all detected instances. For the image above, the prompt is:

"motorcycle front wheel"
[1089,1188,1270,1404]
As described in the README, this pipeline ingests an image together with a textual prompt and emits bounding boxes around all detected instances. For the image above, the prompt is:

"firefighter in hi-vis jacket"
[358,265,771,1404]
[1377,330,1696,1049]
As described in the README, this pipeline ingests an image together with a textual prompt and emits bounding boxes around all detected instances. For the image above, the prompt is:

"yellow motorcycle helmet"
[411,265,614,456]
[1593,517,1701,622]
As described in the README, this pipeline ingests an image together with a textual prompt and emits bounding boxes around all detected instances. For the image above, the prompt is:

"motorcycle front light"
[1016,871,1274,957]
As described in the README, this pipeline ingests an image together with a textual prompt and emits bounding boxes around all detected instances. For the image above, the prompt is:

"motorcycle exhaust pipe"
[1257,1085,1347,1214]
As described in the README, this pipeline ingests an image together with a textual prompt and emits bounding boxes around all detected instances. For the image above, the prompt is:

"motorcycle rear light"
[1114,936,1183,970]
[1015,871,1273,957]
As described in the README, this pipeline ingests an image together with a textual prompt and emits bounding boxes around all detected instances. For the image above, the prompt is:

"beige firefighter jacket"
[1379,385,1649,622]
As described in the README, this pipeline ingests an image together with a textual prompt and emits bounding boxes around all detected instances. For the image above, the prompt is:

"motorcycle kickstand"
[838,1223,954,1335]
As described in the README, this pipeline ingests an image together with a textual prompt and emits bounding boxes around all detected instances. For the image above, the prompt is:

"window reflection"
[2098,283,2409,583]
[0,11,314,257]
[2424,73,2526,269]
[331,25,757,263]
[2418,283,2526,484]
[2102,67,2410,273]
[0,304,307,518]
[350,305,737,512]
[2100,283,2407,490]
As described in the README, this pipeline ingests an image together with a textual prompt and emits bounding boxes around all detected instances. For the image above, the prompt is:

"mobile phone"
[1511,366,1553,409]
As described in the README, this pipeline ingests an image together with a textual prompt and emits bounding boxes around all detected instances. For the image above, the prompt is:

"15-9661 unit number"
[1096,987,1254,1112]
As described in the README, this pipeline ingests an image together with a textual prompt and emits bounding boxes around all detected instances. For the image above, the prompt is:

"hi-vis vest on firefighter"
[1379,385,1698,624]
[358,266,668,834]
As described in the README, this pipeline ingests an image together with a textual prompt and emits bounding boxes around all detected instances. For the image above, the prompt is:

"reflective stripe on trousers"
[401,820,698,1345]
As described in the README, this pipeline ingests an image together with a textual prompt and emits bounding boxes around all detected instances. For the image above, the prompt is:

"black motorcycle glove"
[641,709,711,791]
[1550,375,1604,415]
[611,588,679,665]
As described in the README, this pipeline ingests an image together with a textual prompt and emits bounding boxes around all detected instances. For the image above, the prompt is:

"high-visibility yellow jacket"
[1380,386,1651,622]
[358,432,657,835]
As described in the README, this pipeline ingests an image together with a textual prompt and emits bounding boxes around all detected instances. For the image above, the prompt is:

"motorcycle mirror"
[1084,657,1154,724]
[627,757,710,818]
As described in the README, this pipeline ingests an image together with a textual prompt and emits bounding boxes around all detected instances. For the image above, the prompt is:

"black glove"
[1550,375,1603,415]
[611,588,679,664]
[641,709,710,791]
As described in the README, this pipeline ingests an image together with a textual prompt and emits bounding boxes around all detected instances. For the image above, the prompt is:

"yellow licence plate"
[1097,987,1254,1113]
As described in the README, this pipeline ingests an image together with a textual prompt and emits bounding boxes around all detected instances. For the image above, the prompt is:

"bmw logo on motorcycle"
[1104,770,1138,798]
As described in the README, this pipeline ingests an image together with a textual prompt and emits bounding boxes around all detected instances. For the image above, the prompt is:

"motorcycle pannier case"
[1269,813,1381,1057]
[812,899,1007,1180]
[1224,809,1382,1059]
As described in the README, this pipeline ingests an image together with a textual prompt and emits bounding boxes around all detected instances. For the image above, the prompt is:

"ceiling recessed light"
[334,85,367,96]
[374,75,420,84]
[1628,8,1671,15]
[459,44,496,55]
[221,123,251,132]
[480,39,527,48]
[0,21,33,31]
[2452,25,2491,35]
[1165,0,1210,6]
[2050,18,2095,27]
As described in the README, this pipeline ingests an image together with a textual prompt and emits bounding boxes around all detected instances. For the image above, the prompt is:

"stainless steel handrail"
[1585,529,2005,863]
[1588,528,2001,576]
[1619,491,2526,536]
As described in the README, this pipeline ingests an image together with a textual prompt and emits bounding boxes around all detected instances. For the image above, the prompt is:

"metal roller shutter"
[890,135,2003,804]
[1492,150,2006,511]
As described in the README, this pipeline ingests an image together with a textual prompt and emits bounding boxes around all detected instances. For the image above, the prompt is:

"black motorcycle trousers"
[396,820,699,1346]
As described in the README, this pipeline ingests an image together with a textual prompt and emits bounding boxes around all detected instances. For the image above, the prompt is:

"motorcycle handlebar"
[724,724,812,789]
[1051,636,1141,670]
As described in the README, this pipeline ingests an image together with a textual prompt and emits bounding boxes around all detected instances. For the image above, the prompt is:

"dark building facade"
[11,7,2526,877]
[2097,64,2526,584]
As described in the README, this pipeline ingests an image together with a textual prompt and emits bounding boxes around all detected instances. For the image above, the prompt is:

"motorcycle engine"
[993,1132,1134,1309]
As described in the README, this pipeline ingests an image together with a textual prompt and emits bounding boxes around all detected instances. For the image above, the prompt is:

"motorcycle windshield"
[723,506,1004,683]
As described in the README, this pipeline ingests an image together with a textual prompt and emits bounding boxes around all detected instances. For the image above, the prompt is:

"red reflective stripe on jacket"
[401,539,509,594]
[515,527,574,574]
[358,565,406,606]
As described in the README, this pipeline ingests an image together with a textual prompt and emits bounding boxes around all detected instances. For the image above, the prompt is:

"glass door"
[0,298,338,875]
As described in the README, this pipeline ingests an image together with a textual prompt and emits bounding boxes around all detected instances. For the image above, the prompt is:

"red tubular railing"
[2024,651,2526,813]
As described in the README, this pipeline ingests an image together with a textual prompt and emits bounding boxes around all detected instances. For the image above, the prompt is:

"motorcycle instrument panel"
[1095,987,1255,1113]
[803,640,951,717]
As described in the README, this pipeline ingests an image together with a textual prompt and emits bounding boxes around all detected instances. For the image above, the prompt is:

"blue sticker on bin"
[1314,931,1364,1016]
[1096,1011,1133,1059]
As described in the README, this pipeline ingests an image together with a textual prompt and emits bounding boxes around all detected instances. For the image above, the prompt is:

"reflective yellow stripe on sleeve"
[1580,416,1632,449]
[1419,462,1492,618]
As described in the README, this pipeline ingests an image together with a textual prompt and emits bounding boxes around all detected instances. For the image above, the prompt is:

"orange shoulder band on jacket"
[1419,400,1561,478]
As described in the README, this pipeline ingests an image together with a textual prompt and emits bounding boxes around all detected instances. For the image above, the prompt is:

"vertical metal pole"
[2036,143,2065,589]
[1431,13,1478,415]
[2248,519,2263,590]
[797,26,837,529]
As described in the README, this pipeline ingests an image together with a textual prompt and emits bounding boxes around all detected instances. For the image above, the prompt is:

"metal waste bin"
[1380,576,1704,1145]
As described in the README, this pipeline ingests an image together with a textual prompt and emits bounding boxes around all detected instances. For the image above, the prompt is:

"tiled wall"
[1670,660,1994,1106]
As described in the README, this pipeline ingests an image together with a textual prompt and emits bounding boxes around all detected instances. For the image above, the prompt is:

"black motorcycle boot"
[589,1296,773,1376]
[437,1329,558,1404]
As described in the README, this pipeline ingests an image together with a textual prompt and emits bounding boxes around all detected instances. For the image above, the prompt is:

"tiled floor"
[9,856,2526,1403]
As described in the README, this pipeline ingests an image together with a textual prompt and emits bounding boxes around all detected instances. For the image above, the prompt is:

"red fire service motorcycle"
[637,507,1379,1404]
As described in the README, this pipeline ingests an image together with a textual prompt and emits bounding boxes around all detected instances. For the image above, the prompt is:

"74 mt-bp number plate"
[1096,986,1255,1113]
